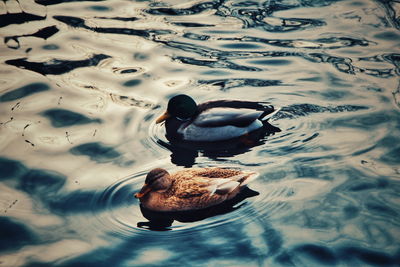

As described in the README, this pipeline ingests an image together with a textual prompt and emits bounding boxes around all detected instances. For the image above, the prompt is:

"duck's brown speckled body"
[135,168,258,212]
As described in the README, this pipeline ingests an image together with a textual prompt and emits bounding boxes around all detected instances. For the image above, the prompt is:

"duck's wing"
[207,178,241,196]
[193,168,259,195]
[174,176,215,199]
[193,107,264,127]
[174,177,240,199]
[174,168,258,199]
[207,171,258,196]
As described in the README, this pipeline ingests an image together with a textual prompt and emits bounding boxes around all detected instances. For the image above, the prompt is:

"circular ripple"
[90,164,290,236]
[147,116,170,152]
[92,170,149,237]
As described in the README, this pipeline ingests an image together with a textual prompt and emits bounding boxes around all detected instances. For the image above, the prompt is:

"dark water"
[1,0,400,266]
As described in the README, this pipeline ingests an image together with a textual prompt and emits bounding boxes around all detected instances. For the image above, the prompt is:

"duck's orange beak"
[134,184,152,198]
[156,111,171,124]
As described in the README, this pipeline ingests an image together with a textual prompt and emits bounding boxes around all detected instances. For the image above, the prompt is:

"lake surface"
[1,0,400,266]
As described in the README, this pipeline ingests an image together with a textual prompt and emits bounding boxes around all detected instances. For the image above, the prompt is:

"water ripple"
[90,167,290,238]
[242,36,371,49]
[0,12,45,28]
[146,0,224,16]
[5,54,110,76]
[377,0,400,30]
[41,109,102,128]
[53,15,174,39]
[4,26,59,50]
[1,0,400,266]
[0,83,50,102]
[174,55,262,71]
[197,78,281,91]
[273,103,369,120]
[0,217,37,253]
[35,0,104,5]
[226,7,325,31]
[159,39,395,78]
[69,142,122,164]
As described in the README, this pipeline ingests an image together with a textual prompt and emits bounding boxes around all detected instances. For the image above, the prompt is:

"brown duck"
[135,167,258,212]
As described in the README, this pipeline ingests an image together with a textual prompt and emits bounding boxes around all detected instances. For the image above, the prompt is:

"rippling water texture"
[1,0,400,266]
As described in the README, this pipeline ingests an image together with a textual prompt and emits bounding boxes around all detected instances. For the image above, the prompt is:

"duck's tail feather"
[259,105,279,120]
[231,171,259,187]
[260,107,281,134]
[262,120,282,133]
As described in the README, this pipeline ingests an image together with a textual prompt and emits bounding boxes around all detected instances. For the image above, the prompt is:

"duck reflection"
[137,187,259,231]
[160,121,280,167]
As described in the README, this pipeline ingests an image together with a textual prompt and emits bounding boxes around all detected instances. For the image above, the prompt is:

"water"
[0,0,399,266]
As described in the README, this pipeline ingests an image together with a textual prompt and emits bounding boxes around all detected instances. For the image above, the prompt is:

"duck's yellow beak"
[156,111,171,124]
[134,184,152,198]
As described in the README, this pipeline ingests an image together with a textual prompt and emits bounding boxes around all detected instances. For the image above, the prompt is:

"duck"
[155,94,277,142]
[134,167,258,212]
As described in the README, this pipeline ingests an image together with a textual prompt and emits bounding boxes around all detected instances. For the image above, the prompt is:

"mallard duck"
[156,94,276,142]
[134,167,258,212]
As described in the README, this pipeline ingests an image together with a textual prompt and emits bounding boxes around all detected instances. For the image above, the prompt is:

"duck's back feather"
[198,100,274,114]
[178,120,263,142]
[164,99,276,141]
[173,168,254,199]
[193,107,264,127]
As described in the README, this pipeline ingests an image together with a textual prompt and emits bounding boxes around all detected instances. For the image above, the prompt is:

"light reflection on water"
[1,0,400,266]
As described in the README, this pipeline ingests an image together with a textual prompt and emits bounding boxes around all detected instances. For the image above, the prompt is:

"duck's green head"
[156,94,197,123]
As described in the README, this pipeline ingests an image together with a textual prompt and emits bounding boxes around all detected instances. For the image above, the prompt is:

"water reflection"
[138,187,259,231]
[6,54,111,76]
[53,15,173,38]
[0,83,50,102]
[1,0,400,266]
[41,109,102,128]
[0,12,45,28]
[0,217,36,253]
[4,26,59,50]
[158,121,281,166]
